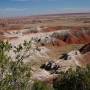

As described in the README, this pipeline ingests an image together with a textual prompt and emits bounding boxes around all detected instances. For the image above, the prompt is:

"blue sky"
[0,0,90,17]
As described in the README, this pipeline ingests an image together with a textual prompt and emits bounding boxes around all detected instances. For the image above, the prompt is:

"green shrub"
[53,66,90,90]
[0,41,31,90]
[32,81,54,90]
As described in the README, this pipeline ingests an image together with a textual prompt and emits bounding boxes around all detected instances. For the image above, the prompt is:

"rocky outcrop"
[40,61,59,73]
[33,44,90,82]
[79,43,90,54]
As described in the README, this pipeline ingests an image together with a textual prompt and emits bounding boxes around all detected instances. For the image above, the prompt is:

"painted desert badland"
[0,13,90,89]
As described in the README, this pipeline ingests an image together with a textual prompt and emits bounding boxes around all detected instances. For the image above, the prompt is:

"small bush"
[32,81,54,90]
[0,41,31,90]
[53,66,90,90]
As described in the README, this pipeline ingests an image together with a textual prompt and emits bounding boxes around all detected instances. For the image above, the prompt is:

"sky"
[0,0,90,17]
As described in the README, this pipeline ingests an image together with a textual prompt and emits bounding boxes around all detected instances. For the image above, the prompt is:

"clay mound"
[73,30,90,43]
[66,30,90,44]
[53,39,66,46]
[75,33,89,43]
[79,52,90,66]
[51,29,90,45]
[65,33,80,44]
[4,28,90,47]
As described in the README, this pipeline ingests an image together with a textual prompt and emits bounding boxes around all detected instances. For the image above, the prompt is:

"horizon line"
[0,11,90,19]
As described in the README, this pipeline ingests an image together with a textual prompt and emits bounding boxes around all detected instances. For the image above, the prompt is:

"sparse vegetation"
[0,41,31,90]
[32,81,54,90]
[0,41,90,90]
[32,66,90,90]
[53,66,90,90]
